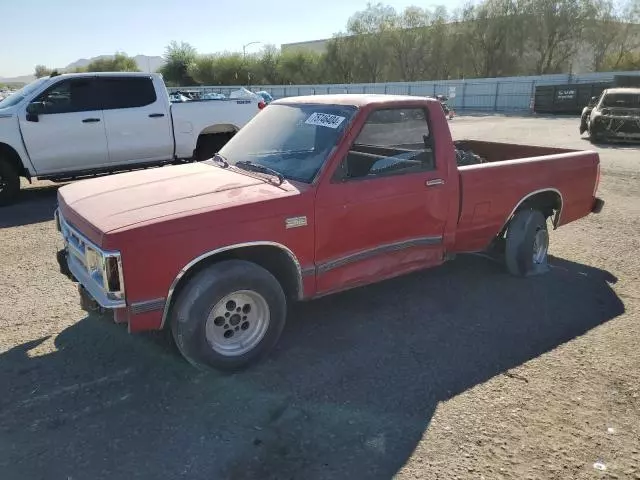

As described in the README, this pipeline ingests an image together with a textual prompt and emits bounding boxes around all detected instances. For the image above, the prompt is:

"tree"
[34,65,52,78]
[345,2,396,82]
[460,0,522,78]
[159,41,198,86]
[82,53,140,72]
[521,0,593,74]
[324,35,358,83]
[386,6,430,81]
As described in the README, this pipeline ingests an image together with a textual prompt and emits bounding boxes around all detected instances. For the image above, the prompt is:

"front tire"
[505,209,550,277]
[0,160,20,207]
[170,259,287,372]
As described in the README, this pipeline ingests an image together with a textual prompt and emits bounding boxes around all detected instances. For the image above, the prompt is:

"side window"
[338,108,434,180]
[101,77,157,110]
[33,78,100,114]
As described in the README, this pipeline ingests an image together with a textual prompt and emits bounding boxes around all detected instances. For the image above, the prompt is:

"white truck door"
[19,77,108,175]
[100,76,173,164]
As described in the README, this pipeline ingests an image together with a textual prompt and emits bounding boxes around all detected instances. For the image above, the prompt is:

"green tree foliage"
[80,52,140,73]
[159,41,198,86]
[34,65,52,78]
[42,0,638,88]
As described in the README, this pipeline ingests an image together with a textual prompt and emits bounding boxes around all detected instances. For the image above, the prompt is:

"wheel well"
[515,190,563,227]
[0,142,29,179]
[199,123,238,137]
[163,245,301,328]
[194,130,237,160]
[492,190,563,251]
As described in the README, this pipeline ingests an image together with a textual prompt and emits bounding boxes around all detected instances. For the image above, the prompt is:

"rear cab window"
[337,107,435,181]
[100,77,157,110]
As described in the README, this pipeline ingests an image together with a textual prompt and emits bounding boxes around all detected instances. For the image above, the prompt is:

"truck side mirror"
[26,101,45,122]
[588,96,598,107]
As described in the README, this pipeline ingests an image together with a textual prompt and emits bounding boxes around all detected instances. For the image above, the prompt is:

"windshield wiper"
[212,153,229,168]
[235,161,285,185]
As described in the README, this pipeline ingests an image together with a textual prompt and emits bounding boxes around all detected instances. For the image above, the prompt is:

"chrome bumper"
[55,209,126,310]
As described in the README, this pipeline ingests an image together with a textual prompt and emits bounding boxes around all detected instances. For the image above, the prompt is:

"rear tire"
[170,259,287,372]
[194,132,234,161]
[0,159,20,207]
[505,209,550,277]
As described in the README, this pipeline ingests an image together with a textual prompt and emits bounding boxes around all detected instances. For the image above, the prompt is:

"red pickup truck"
[55,94,604,371]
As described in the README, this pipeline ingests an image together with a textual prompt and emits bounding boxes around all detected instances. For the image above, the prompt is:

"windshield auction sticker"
[305,112,346,129]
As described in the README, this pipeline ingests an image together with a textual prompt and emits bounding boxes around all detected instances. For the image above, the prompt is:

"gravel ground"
[0,116,638,480]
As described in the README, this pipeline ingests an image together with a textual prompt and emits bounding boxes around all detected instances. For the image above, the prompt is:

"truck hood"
[58,162,298,235]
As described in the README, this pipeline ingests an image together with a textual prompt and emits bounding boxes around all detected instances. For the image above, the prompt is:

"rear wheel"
[170,259,287,372]
[194,132,234,161]
[0,159,20,207]
[505,209,550,277]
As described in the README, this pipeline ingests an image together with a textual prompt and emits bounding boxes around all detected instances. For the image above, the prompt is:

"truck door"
[19,77,108,175]
[100,76,173,164]
[314,106,451,294]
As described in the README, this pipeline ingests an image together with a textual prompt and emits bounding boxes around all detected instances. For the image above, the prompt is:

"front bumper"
[592,197,605,214]
[55,209,126,311]
[56,248,106,313]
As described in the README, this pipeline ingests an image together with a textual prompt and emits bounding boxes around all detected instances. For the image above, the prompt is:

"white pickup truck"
[0,72,264,205]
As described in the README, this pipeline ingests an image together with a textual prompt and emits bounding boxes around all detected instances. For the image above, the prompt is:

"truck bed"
[451,140,600,252]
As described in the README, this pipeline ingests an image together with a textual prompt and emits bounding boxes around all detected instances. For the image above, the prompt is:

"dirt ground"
[0,116,638,480]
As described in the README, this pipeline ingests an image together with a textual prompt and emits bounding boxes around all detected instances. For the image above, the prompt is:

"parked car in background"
[55,94,604,372]
[582,87,640,142]
[0,72,264,205]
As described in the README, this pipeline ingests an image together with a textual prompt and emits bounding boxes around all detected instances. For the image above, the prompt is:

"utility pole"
[242,41,261,87]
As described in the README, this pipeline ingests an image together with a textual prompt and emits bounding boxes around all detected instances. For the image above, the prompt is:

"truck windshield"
[214,103,357,183]
[602,93,640,108]
[0,77,49,109]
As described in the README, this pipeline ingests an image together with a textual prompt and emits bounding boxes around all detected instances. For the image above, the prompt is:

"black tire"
[194,132,234,161]
[170,259,287,372]
[505,209,550,277]
[588,123,604,144]
[0,159,20,207]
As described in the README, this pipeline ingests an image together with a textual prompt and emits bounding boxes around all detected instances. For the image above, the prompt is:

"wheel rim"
[532,228,549,264]
[205,290,270,357]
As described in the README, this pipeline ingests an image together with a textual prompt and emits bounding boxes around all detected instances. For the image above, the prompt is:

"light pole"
[242,41,261,59]
[242,41,261,88]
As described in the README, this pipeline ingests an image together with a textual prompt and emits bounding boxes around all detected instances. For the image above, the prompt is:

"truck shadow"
[0,184,59,228]
[0,255,624,480]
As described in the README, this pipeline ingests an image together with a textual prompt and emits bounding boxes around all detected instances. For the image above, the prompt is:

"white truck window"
[100,77,157,110]
[32,78,101,114]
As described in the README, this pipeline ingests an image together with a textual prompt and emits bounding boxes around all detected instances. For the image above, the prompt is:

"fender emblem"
[285,216,307,229]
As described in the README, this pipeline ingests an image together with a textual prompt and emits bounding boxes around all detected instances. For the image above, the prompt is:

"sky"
[0,0,466,77]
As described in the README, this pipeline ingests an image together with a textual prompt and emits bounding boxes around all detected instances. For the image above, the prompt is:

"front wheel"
[170,259,287,372]
[0,160,20,207]
[505,209,550,277]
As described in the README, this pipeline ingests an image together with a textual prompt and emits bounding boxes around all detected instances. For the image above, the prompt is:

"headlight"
[85,246,103,275]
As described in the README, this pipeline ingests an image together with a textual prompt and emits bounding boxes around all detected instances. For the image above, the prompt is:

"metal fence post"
[461,82,467,111]
[408,84,412,95]
[494,82,500,112]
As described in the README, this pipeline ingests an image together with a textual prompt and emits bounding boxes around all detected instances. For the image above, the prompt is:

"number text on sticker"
[305,112,346,129]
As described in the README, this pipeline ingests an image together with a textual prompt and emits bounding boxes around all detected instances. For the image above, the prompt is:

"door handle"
[82,118,101,123]
[426,178,445,187]
[149,113,165,118]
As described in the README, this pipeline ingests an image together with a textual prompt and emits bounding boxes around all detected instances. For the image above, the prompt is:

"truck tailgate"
[453,145,600,252]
